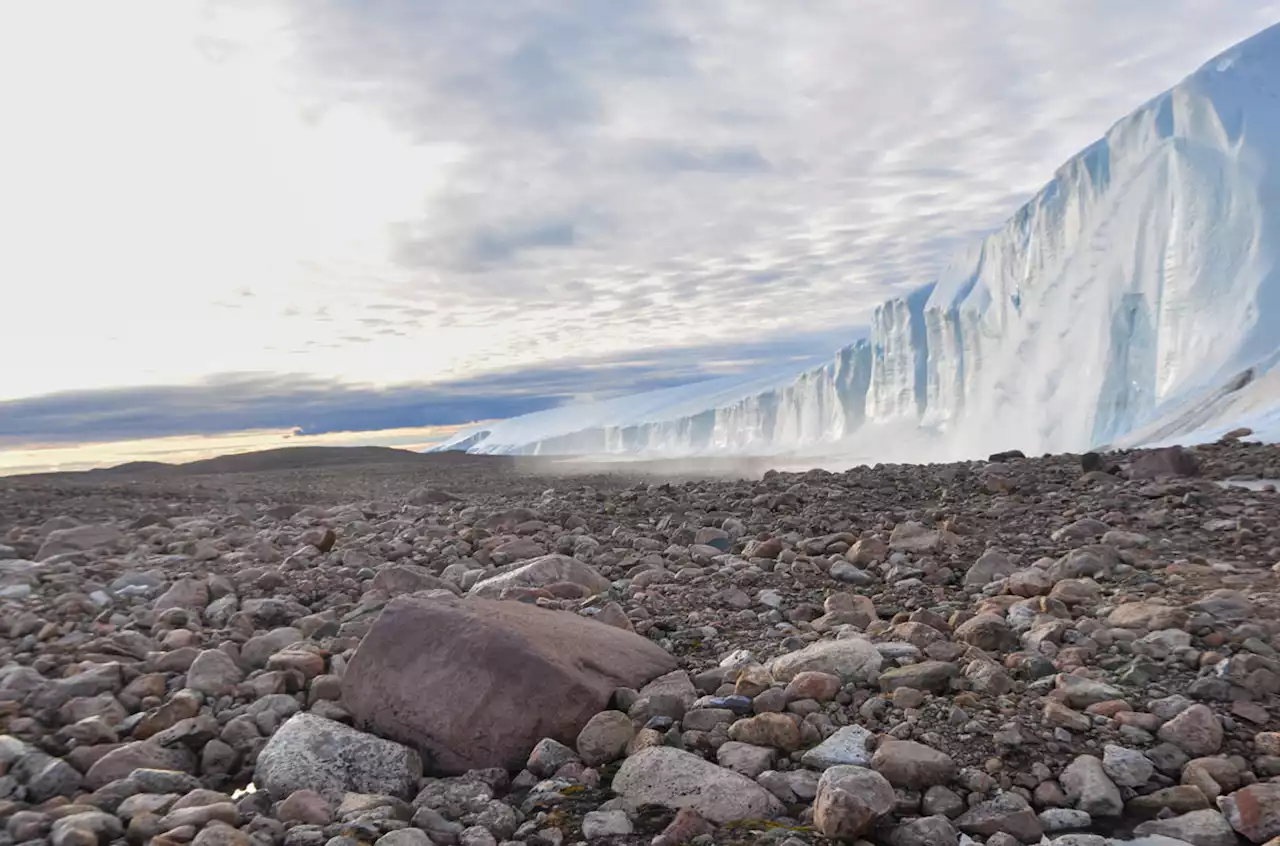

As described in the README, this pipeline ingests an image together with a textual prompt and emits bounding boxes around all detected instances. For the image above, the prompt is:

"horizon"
[4,2,1280,470]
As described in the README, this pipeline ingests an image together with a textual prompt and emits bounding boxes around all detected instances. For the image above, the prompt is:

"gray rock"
[526,738,578,778]
[576,711,633,767]
[892,815,959,846]
[715,741,775,778]
[1038,808,1091,831]
[1219,783,1280,843]
[85,742,196,790]
[374,831,434,846]
[1060,755,1123,818]
[1157,705,1222,757]
[767,637,882,684]
[185,650,244,696]
[581,810,633,840]
[956,792,1044,843]
[1133,809,1238,846]
[36,525,122,560]
[801,724,875,769]
[813,765,895,840]
[871,740,956,789]
[610,746,783,824]
[154,577,209,612]
[468,554,611,598]
[1102,744,1153,788]
[256,713,422,801]
[877,661,959,694]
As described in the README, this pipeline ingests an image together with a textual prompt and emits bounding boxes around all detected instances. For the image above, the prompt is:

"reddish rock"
[341,594,676,773]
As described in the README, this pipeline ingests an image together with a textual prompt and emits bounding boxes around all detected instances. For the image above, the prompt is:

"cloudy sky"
[3,0,1279,450]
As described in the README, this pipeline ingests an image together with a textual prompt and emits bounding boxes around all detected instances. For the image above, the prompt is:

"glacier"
[433,23,1280,462]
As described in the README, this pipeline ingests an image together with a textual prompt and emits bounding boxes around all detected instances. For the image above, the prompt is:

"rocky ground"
[1,438,1279,846]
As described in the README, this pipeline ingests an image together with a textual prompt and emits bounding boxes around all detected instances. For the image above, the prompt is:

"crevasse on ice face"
[433,23,1280,460]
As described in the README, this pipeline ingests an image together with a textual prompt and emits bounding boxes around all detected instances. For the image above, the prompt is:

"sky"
[3,0,1279,463]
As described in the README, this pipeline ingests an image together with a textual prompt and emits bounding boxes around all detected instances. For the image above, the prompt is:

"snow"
[433,23,1280,461]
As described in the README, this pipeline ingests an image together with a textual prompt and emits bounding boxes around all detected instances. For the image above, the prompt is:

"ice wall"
[434,23,1280,460]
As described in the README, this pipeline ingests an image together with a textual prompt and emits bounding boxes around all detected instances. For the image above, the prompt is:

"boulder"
[812,765,895,840]
[256,713,421,801]
[370,565,460,597]
[1133,810,1238,846]
[767,637,882,684]
[611,746,783,824]
[1129,445,1200,479]
[341,594,676,773]
[1060,754,1123,817]
[468,554,612,599]
[85,741,196,790]
[1158,704,1222,757]
[35,524,122,560]
[1220,783,1280,843]
[870,740,956,789]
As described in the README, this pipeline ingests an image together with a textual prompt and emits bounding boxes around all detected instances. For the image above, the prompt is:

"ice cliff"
[434,23,1280,461]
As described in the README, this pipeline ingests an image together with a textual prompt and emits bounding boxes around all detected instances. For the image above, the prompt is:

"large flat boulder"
[341,594,676,773]
[468,554,611,599]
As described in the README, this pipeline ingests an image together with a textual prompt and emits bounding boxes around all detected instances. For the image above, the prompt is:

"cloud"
[1,0,1279,436]
[0,331,855,444]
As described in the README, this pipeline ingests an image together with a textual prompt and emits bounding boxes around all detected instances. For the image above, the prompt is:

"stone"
[575,711,633,767]
[870,740,957,789]
[1134,809,1238,846]
[581,810,632,839]
[812,765,895,840]
[370,565,459,597]
[715,742,775,778]
[783,671,841,702]
[193,824,252,846]
[50,811,123,846]
[1158,704,1223,757]
[965,550,1017,587]
[923,785,966,818]
[1219,783,1280,843]
[1060,755,1123,817]
[1129,445,1200,479]
[526,738,578,778]
[468,554,611,598]
[1038,808,1091,831]
[956,792,1044,843]
[375,831,434,846]
[277,790,333,825]
[1107,601,1189,631]
[877,661,958,694]
[185,650,245,696]
[1102,744,1153,788]
[892,815,960,846]
[255,713,422,801]
[1054,675,1123,709]
[726,713,801,752]
[767,637,882,684]
[1044,701,1091,732]
[36,524,122,560]
[154,577,209,612]
[889,522,945,552]
[242,628,304,668]
[341,595,675,773]
[610,746,783,824]
[85,742,196,790]
[800,725,875,769]
[954,615,1016,652]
